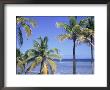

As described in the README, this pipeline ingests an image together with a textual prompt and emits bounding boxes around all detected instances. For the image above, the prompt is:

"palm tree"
[16,48,37,74]
[79,16,94,73]
[85,17,94,61]
[16,16,36,48]
[16,48,26,74]
[25,36,62,74]
[56,16,82,74]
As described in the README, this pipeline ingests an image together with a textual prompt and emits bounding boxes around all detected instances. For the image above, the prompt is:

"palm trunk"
[40,57,46,74]
[90,36,94,74]
[40,60,44,74]
[73,39,76,74]
[86,38,94,47]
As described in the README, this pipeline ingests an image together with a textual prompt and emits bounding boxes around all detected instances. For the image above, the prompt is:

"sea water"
[29,59,94,74]
[55,61,93,74]
[17,59,94,74]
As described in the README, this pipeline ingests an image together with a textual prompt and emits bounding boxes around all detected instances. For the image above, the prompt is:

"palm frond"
[38,36,44,48]
[23,52,28,60]
[86,17,94,30]
[29,19,37,27]
[17,28,23,48]
[76,35,86,45]
[79,16,94,30]
[82,28,94,38]
[16,17,25,24]
[35,36,48,52]
[17,60,25,73]
[57,34,72,41]
[25,56,36,65]
[48,48,59,54]
[16,48,22,57]
[72,24,81,35]
[24,49,40,64]
[79,18,88,27]
[33,40,40,50]
[43,36,48,49]
[16,16,37,47]
[74,25,81,31]
[56,22,65,28]
[22,24,32,37]
[26,56,42,73]
[17,17,37,27]
[38,36,43,43]
[48,54,62,60]
[25,49,38,58]
[76,35,94,47]
[56,22,71,33]
[69,16,77,27]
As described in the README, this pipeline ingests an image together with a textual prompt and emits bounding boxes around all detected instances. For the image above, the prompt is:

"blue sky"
[17,16,92,59]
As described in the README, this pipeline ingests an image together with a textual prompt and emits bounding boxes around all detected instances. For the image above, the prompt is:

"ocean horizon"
[17,59,94,74]
[54,59,94,62]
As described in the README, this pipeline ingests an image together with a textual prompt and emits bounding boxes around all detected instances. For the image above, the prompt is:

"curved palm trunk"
[73,39,76,74]
[90,36,94,74]
[86,38,94,47]
[40,57,46,74]
[40,60,44,74]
